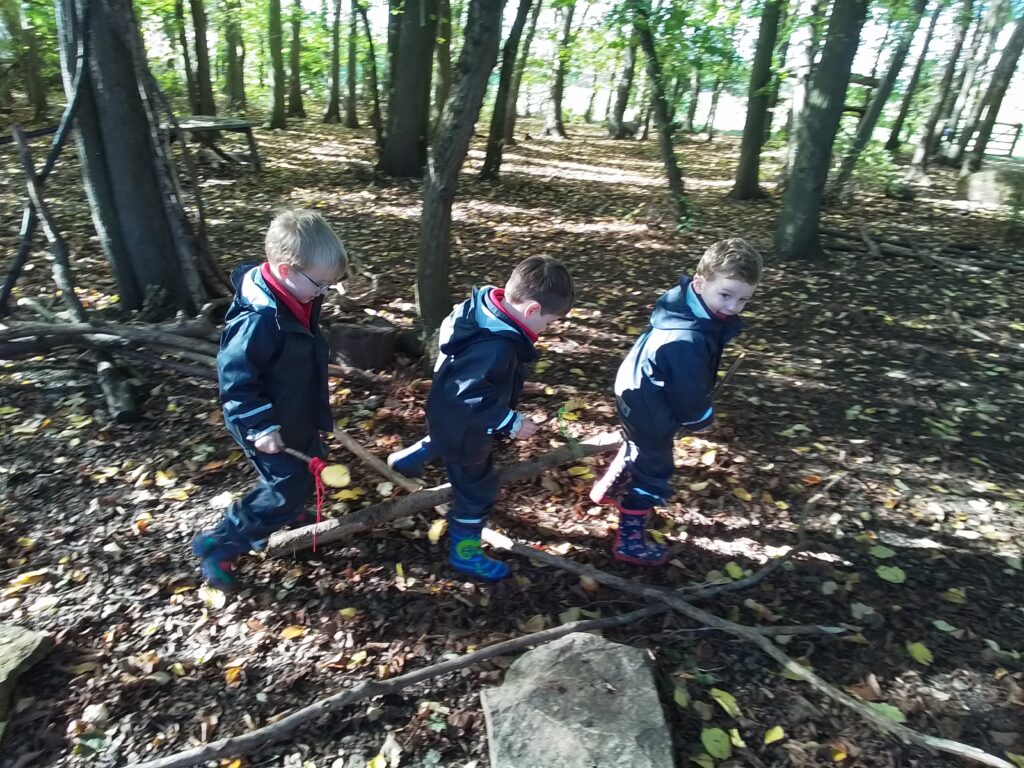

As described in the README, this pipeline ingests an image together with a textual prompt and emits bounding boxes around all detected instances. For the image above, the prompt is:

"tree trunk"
[543,1,575,138]
[190,0,216,114]
[730,0,783,199]
[174,0,199,113]
[905,0,973,181]
[378,0,439,177]
[684,63,700,131]
[2,2,49,119]
[784,0,825,178]
[480,0,534,181]
[386,0,401,98]
[829,0,928,199]
[603,51,620,123]
[356,1,384,147]
[268,0,287,127]
[432,0,453,131]
[763,6,790,142]
[417,0,502,337]
[962,15,1024,174]
[774,0,868,261]
[608,30,638,138]
[631,0,687,219]
[704,77,724,137]
[502,0,542,145]
[324,0,342,121]
[57,0,214,316]
[884,0,940,151]
[943,0,1008,164]
[224,0,246,110]
[345,0,360,127]
[288,0,306,116]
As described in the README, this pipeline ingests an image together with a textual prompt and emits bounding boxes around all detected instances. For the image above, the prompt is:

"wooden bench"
[160,115,263,171]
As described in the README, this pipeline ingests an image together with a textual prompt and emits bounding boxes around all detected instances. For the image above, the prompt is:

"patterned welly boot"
[447,519,510,581]
[590,442,629,506]
[613,506,668,566]
[191,531,241,592]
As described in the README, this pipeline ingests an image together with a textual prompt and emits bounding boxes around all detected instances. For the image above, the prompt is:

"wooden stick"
[121,606,660,768]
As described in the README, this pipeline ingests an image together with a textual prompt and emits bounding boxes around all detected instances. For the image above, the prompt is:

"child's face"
[692,273,756,318]
[278,263,346,304]
[523,311,563,336]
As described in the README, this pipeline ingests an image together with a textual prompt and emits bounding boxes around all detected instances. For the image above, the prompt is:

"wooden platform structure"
[159,115,263,171]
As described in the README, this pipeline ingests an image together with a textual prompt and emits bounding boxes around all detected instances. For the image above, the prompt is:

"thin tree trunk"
[288,0,306,116]
[174,0,199,113]
[324,0,342,121]
[345,0,360,127]
[906,0,973,181]
[763,5,790,142]
[631,0,687,219]
[962,15,1024,174]
[356,2,383,147]
[885,0,940,151]
[829,0,928,199]
[784,0,825,177]
[190,0,216,114]
[543,1,575,138]
[502,0,541,145]
[23,17,48,119]
[774,0,868,261]
[730,0,783,199]
[603,51,620,123]
[432,0,452,131]
[609,29,638,138]
[417,0,503,337]
[268,0,287,127]
[224,0,245,110]
[480,0,534,180]
[684,63,700,131]
[386,0,401,98]
[703,77,725,137]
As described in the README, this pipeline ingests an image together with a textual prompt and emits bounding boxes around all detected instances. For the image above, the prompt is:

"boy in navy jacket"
[389,257,575,581]
[192,209,348,591]
[591,239,762,565]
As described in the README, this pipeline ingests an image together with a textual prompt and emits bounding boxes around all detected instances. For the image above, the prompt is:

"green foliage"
[832,123,900,192]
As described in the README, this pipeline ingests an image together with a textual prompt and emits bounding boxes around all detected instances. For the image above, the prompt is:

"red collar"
[260,262,313,330]
[489,288,538,343]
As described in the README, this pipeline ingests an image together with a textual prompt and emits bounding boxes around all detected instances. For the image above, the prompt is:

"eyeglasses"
[295,268,339,296]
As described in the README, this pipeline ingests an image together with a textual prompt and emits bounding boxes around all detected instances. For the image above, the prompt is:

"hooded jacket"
[426,286,538,463]
[614,275,743,439]
[217,264,332,451]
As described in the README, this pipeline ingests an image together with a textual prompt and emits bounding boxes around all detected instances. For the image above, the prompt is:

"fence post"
[1010,123,1022,158]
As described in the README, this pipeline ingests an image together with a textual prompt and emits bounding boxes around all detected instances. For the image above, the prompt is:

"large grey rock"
[481,632,673,768]
[0,623,52,742]
[957,165,1024,207]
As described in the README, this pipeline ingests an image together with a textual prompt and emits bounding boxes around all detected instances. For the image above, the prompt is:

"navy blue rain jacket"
[426,286,538,463]
[217,264,333,451]
[614,275,743,440]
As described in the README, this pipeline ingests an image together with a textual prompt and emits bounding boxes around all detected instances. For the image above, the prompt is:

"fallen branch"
[122,605,660,768]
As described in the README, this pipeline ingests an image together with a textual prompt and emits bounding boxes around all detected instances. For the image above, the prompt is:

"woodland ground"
[1,114,1023,768]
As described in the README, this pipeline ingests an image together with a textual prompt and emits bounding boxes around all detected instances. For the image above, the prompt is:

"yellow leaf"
[224,666,244,685]
[942,587,967,604]
[348,650,368,665]
[1005,752,1024,768]
[700,449,717,466]
[831,742,849,761]
[320,464,351,487]
[906,641,933,665]
[428,518,447,544]
[560,410,580,420]
[774,500,790,510]
[763,725,785,744]
[729,728,747,748]
[281,625,306,640]
[710,688,742,717]
[331,487,365,501]
[733,487,752,502]
[688,481,710,491]
[154,470,176,487]
[16,537,35,550]
[224,760,244,768]
[569,368,585,377]
[367,756,387,768]
[562,397,587,412]
[724,562,745,580]
[9,568,48,586]
[649,529,666,544]
[626,325,642,335]
[199,586,226,609]
[567,466,592,476]
[339,607,361,619]
[162,488,190,501]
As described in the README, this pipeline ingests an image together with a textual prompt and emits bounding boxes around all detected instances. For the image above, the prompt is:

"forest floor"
[1,113,1023,768]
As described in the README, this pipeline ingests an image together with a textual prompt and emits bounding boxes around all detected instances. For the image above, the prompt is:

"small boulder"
[0,623,53,741]
[957,165,1024,207]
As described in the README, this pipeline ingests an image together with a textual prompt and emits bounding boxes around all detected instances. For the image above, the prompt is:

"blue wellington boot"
[613,506,668,567]
[447,520,510,581]
[387,436,434,479]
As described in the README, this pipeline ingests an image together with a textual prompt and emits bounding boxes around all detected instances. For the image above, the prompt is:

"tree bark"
[189,0,216,114]
[268,0,287,127]
[828,0,928,199]
[608,29,638,138]
[432,0,453,131]
[345,0,360,127]
[416,0,503,338]
[223,0,245,110]
[962,15,1024,174]
[377,0,439,177]
[543,1,575,138]
[905,0,973,180]
[174,0,199,113]
[774,0,868,261]
[502,0,542,146]
[356,1,384,148]
[288,0,306,116]
[324,0,342,122]
[0,4,48,119]
[480,0,534,180]
[884,0,940,151]
[729,0,783,199]
[784,0,824,178]
[632,0,687,219]
[763,4,790,141]
[684,62,700,131]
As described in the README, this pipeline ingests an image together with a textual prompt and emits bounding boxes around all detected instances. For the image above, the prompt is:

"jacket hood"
[650,275,744,335]
[439,286,538,362]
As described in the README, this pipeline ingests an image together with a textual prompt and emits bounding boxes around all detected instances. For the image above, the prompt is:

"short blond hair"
[265,209,347,277]
[696,238,763,285]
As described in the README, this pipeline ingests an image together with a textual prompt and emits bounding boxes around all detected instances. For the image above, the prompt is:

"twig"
[121,606,659,768]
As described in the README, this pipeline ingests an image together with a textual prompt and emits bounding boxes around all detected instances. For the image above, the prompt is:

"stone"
[0,623,53,741]
[326,321,398,370]
[481,632,673,768]
[957,164,1024,207]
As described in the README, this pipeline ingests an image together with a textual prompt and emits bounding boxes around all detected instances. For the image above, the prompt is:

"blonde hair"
[696,238,763,285]
[265,209,348,277]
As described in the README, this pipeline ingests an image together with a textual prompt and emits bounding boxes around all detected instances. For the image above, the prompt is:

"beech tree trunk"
[502,0,542,146]
[432,0,452,131]
[324,0,342,122]
[288,0,306,117]
[884,1,940,151]
[190,0,216,114]
[784,0,824,178]
[224,0,246,110]
[268,0,287,127]
[608,30,638,138]
[345,0,360,127]
[543,1,575,138]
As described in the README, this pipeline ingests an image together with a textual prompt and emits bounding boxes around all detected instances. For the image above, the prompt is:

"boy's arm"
[217,314,282,441]
[451,341,525,437]
[657,341,715,432]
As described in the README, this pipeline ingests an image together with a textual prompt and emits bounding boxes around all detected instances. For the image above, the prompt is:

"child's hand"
[253,431,285,453]
[515,419,539,440]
